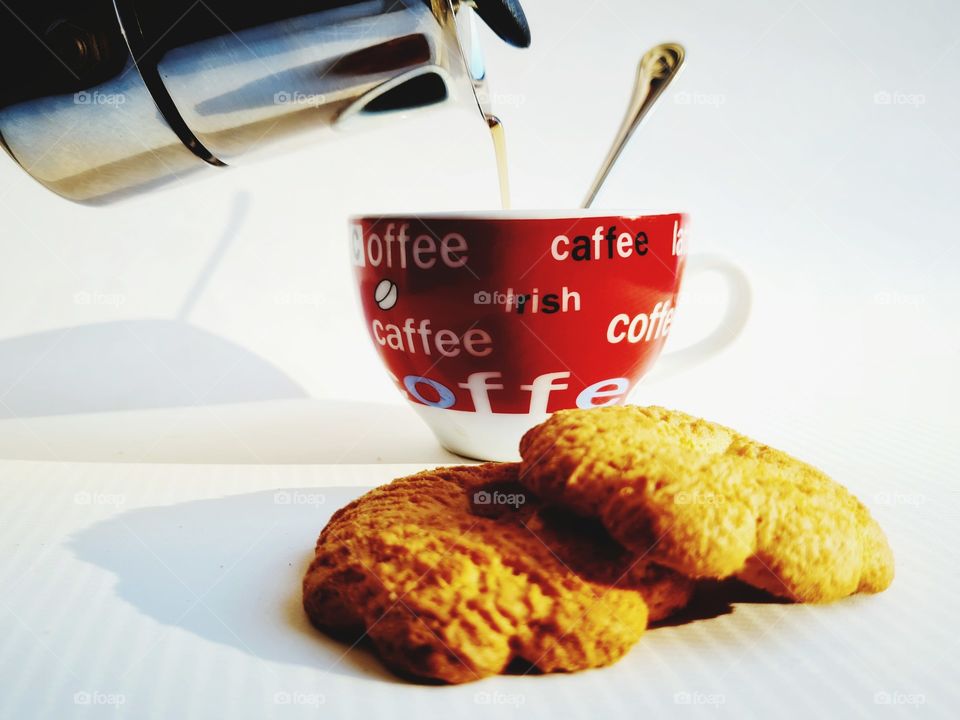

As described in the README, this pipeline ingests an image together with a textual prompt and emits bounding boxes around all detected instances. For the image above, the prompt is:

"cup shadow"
[68,486,403,684]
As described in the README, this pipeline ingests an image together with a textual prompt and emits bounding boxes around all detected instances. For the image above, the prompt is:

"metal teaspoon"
[582,42,685,208]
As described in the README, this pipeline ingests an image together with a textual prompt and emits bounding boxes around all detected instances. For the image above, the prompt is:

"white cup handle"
[644,254,752,383]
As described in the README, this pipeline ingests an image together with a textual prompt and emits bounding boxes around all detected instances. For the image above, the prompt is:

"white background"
[0,1,958,717]
[0,0,956,464]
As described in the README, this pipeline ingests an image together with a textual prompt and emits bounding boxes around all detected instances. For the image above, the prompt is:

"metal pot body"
[0,0,484,203]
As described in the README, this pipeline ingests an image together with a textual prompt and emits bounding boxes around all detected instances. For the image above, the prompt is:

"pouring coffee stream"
[482,43,683,211]
[581,43,685,208]
[486,114,511,209]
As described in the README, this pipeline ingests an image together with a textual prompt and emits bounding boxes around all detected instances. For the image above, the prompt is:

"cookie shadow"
[651,579,791,629]
[68,486,404,684]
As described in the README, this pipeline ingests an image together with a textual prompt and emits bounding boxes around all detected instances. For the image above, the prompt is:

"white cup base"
[409,405,549,462]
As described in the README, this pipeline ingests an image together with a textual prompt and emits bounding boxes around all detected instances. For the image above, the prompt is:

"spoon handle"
[582,43,685,209]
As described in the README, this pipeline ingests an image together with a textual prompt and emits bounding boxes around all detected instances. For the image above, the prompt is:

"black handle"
[472,0,531,48]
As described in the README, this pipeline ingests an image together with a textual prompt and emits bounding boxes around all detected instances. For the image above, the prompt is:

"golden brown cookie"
[303,462,693,684]
[519,406,894,603]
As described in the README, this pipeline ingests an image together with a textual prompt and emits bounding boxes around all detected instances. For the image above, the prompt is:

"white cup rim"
[351,209,686,221]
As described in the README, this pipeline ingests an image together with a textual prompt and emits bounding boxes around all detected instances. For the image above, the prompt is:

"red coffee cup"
[350,211,749,460]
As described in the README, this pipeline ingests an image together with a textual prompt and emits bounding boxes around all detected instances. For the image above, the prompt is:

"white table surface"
[1,0,958,716]
[1,460,956,720]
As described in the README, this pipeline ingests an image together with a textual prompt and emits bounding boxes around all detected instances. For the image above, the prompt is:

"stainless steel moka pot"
[0,0,530,204]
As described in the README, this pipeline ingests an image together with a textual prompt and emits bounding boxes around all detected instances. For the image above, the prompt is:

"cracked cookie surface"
[519,406,894,603]
[303,462,693,683]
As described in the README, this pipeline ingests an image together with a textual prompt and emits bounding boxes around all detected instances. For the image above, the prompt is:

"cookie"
[303,462,693,683]
[519,406,894,603]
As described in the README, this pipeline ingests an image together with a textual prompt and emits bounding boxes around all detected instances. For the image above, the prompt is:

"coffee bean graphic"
[374,279,398,310]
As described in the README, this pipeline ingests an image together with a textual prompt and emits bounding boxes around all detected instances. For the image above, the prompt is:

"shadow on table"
[651,579,789,629]
[69,486,404,684]
[0,319,307,419]
[69,485,791,686]
[0,184,461,464]
[0,191,308,420]
[0,396,462,464]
